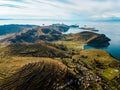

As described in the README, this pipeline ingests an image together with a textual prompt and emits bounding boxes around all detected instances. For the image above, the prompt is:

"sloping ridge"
[0,25,67,44]
[2,42,68,58]
[73,31,110,47]
[87,34,111,47]
[10,27,62,43]
[0,59,75,90]
[73,31,99,41]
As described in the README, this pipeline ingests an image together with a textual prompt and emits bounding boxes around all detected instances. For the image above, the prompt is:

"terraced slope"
[0,59,75,90]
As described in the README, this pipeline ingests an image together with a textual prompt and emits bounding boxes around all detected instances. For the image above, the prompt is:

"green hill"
[64,31,110,47]
[0,59,76,90]
[0,46,120,89]
[0,42,68,58]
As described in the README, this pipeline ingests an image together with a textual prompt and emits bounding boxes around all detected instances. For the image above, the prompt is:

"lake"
[65,22,120,60]
[0,20,120,60]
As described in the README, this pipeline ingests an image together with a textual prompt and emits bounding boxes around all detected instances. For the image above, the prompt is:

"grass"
[0,58,76,90]
[102,68,120,80]
[0,56,56,83]
[0,41,120,89]
[79,49,117,66]
[53,40,85,51]
[0,42,68,58]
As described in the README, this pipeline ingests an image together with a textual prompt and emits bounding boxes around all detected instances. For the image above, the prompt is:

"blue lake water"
[65,22,120,60]
[0,20,120,60]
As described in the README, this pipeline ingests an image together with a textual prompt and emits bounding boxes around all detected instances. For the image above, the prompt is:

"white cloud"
[94,13,120,19]
[0,0,120,21]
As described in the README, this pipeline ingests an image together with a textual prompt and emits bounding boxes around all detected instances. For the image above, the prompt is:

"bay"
[65,22,120,60]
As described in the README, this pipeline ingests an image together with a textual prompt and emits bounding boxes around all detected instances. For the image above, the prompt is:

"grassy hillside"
[0,59,76,90]
[56,47,120,90]
[79,49,117,65]
[0,42,68,58]
[0,44,119,90]
[53,41,85,51]
[0,57,55,83]
[64,31,110,47]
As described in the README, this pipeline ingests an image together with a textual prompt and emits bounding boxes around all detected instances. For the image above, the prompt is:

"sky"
[0,0,120,22]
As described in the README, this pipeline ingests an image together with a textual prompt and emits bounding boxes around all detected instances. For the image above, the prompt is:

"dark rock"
[69,25,79,28]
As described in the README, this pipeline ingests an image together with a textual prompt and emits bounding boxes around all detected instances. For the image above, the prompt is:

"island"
[79,25,99,32]
[69,24,79,28]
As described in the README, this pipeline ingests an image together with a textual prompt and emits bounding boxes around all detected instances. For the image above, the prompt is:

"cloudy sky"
[0,0,120,21]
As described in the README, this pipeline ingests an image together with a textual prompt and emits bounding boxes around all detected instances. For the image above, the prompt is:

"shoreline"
[84,44,120,60]
[81,44,85,50]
